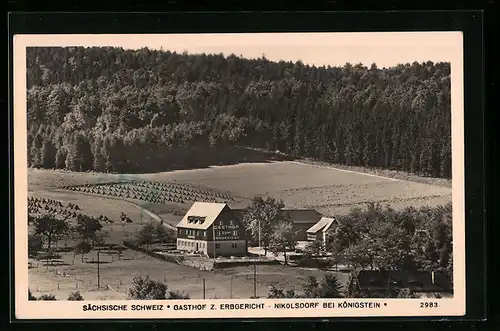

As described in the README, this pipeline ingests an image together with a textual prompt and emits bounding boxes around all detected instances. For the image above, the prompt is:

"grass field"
[29,247,346,300]
[28,161,452,217]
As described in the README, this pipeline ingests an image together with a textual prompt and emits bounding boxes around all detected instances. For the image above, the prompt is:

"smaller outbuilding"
[306,217,337,247]
[353,270,452,298]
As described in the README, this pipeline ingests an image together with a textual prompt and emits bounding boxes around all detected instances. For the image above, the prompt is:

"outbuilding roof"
[280,208,322,224]
[306,217,337,234]
[356,270,451,292]
[231,208,322,225]
[176,202,229,230]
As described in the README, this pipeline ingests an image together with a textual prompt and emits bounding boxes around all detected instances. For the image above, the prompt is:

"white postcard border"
[13,32,465,319]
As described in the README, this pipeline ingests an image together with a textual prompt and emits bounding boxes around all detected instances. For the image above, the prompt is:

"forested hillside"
[26,47,451,177]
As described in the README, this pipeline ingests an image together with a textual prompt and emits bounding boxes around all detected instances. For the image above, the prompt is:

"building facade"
[176,202,247,257]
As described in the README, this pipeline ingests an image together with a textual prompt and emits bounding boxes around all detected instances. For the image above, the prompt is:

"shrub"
[168,290,190,299]
[68,291,84,301]
[28,289,37,300]
[128,275,168,300]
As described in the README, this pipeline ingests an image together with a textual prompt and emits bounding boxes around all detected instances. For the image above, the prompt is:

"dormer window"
[187,216,206,224]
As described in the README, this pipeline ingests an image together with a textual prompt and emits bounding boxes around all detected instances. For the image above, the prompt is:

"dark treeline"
[27,47,451,177]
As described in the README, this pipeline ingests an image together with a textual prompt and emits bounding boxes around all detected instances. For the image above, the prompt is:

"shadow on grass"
[40,259,70,267]
[89,146,296,174]
[56,247,74,253]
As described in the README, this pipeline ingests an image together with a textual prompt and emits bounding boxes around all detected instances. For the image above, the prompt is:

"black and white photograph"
[13,31,466,319]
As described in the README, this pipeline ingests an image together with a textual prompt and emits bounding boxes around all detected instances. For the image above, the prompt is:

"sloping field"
[28,161,452,217]
[27,190,158,245]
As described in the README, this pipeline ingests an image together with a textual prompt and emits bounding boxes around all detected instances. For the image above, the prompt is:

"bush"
[38,294,57,300]
[28,289,37,300]
[168,290,190,299]
[68,291,84,301]
[128,275,168,300]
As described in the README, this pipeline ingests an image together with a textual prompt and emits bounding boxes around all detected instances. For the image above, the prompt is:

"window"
[229,220,234,226]
[215,243,220,249]
[231,243,237,248]
[233,230,238,237]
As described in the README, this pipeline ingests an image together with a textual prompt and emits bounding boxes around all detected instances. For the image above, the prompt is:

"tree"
[65,132,93,171]
[268,222,297,265]
[75,215,103,246]
[41,138,57,168]
[128,274,168,300]
[302,276,320,298]
[28,234,44,257]
[32,213,69,250]
[154,223,174,243]
[74,240,92,263]
[137,223,155,250]
[241,197,287,256]
[55,146,68,169]
[68,291,84,301]
[302,240,323,268]
[26,47,451,179]
[38,294,57,300]
[318,273,344,298]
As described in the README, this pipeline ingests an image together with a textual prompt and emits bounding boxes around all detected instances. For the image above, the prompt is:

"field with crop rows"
[28,161,452,217]
[61,180,234,204]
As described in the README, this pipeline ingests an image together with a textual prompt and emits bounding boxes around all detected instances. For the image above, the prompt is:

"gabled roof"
[176,202,228,230]
[356,270,451,292]
[306,217,337,234]
[231,208,322,225]
[281,208,322,224]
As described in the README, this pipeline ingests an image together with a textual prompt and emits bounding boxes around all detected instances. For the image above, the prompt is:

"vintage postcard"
[13,31,465,319]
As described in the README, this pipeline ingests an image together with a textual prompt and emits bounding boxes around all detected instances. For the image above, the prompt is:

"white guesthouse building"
[176,202,247,257]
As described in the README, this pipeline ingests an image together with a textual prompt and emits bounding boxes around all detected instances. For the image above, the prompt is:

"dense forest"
[26,47,451,177]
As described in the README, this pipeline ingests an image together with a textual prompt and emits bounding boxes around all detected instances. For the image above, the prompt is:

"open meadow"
[28,160,452,218]
[29,247,344,300]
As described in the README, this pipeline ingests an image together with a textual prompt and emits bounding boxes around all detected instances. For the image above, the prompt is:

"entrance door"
[196,243,199,252]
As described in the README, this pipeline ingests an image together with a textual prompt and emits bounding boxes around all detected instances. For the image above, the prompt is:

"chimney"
[431,271,435,284]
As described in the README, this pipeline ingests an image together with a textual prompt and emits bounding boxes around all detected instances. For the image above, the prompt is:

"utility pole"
[97,247,100,290]
[253,263,257,298]
[203,278,206,299]
[230,276,233,299]
[258,219,261,260]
